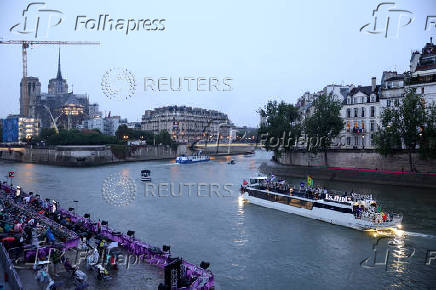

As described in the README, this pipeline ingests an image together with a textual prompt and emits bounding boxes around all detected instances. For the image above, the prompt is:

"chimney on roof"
[371,77,376,91]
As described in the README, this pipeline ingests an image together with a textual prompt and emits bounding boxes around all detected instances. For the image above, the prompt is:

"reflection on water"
[233,196,248,247]
[0,151,435,289]
[389,229,414,274]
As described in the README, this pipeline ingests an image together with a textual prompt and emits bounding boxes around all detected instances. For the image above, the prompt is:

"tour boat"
[176,152,210,164]
[140,169,151,182]
[240,176,403,231]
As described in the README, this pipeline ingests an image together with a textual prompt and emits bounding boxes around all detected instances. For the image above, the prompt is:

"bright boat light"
[238,196,244,207]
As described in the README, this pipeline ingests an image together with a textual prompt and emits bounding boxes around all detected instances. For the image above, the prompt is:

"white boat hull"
[242,193,401,231]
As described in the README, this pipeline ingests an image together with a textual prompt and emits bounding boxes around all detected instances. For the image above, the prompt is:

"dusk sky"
[0,0,435,127]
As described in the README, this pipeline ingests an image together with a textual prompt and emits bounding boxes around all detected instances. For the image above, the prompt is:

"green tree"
[374,88,426,172]
[155,130,173,145]
[303,93,343,163]
[418,102,436,160]
[40,129,118,146]
[258,100,301,153]
[39,128,57,140]
[115,124,130,140]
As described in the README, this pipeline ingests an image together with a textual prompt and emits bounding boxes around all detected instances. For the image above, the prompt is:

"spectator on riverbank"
[97,219,101,234]
[46,227,55,244]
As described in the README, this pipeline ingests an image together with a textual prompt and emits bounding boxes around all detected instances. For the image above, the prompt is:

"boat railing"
[358,210,399,224]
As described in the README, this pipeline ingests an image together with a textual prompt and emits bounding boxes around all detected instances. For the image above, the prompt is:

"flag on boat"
[243,180,248,186]
[307,176,314,187]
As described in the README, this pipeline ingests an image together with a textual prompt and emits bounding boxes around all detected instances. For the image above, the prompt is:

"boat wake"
[404,231,436,239]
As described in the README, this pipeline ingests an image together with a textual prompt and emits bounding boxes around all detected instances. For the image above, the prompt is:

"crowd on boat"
[242,175,399,225]
[243,175,331,200]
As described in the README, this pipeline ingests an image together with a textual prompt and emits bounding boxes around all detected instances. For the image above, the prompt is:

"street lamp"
[216,122,228,153]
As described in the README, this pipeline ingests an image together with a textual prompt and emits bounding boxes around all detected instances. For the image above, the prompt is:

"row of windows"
[346,95,376,105]
[345,134,375,146]
[386,99,400,107]
[345,120,376,132]
[346,106,376,118]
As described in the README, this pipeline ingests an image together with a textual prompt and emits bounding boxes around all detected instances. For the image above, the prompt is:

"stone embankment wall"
[0,145,179,167]
[0,143,255,167]
[195,144,255,155]
[276,150,436,173]
[269,150,436,188]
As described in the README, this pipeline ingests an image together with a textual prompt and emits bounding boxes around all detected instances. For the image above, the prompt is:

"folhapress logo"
[9,2,63,38]
[75,15,166,35]
[10,2,166,38]
[359,2,414,38]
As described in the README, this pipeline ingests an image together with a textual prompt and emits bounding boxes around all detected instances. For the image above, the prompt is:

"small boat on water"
[176,151,210,164]
[240,176,403,231]
[140,170,151,182]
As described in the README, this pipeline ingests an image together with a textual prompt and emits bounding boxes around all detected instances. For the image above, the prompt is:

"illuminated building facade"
[2,115,40,143]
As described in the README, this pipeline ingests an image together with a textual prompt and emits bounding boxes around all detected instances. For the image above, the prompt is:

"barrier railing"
[0,243,24,290]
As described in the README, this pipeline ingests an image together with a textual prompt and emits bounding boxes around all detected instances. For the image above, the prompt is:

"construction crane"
[0,40,100,79]
[0,40,100,117]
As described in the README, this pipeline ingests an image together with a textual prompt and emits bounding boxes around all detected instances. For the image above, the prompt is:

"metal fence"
[0,243,24,290]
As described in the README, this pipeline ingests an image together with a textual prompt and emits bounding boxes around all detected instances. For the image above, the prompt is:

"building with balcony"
[406,38,436,105]
[141,106,232,142]
[379,71,405,114]
[340,77,380,149]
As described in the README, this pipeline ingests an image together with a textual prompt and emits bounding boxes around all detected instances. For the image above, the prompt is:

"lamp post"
[216,122,228,154]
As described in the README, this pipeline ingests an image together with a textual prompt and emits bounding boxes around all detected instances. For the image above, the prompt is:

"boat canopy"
[141,170,151,174]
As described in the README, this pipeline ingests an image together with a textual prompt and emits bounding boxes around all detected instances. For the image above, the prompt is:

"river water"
[1,151,435,289]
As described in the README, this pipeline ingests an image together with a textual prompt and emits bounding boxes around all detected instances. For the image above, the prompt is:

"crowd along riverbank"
[0,182,215,289]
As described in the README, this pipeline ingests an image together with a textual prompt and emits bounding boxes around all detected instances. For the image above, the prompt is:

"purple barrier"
[1,184,214,289]
[59,209,215,289]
